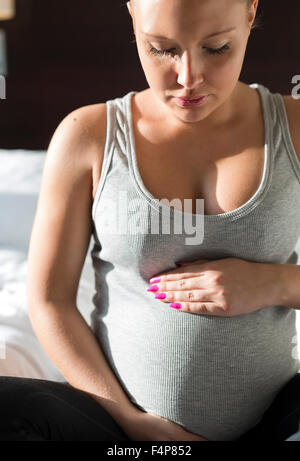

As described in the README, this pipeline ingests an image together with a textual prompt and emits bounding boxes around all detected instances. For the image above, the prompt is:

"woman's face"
[127,0,259,129]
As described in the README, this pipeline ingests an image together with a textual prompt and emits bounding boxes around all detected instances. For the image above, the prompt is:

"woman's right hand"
[123,410,208,441]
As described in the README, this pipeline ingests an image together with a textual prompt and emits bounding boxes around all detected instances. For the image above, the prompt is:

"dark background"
[0,0,298,150]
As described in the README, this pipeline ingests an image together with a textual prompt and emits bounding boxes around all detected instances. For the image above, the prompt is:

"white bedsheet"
[0,149,299,380]
[0,149,94,380]
[0,246,65,379]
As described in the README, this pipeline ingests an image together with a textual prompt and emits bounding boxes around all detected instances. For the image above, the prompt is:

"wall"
[0,0,299,149]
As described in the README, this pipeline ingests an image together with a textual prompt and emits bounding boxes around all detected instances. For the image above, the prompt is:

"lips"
[174,95,209,108]
[177,95,207,101]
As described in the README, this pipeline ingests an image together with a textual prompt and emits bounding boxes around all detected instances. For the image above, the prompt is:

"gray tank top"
[90,83,300,441]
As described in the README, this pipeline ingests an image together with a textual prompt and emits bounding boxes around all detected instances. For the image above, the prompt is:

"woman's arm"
[26,106,140,434]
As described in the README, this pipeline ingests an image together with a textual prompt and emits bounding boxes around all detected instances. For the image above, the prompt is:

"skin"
[127,0,259,133]
[146,257,285,317]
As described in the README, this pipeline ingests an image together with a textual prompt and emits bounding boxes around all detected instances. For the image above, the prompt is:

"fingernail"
[149,277,161,284]
[170,303,182,309]
[155,293,166,299]
[147,285,159,292]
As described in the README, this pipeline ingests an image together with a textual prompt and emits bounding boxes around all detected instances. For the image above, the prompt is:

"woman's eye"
[205,44,230,55]
[149,46,177,57]
[149,43,230,58]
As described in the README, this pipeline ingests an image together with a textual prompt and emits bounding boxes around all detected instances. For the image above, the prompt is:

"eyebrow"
[142,27,236,41]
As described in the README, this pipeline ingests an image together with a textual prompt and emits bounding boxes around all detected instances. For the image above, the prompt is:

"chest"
[132,117,266,216]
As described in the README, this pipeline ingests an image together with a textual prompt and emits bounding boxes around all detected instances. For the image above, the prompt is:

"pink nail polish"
[155,293,166,299]
[150,277,161,284]
[170,303,182,309]
[147,285,159,292]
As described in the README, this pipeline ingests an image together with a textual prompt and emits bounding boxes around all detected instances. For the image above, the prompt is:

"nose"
[176,50,205,90]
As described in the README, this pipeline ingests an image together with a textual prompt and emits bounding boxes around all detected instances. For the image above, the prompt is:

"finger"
[169,302,227,316]
[148,273,207,295]
[151,260,209,281]
[152,289,212,304]
[150,266,206,283]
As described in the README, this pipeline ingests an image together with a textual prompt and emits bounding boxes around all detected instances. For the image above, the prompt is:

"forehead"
[141,28,236,41]
[134,0,244,37]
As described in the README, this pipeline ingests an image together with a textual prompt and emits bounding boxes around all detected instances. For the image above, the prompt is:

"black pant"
[0,373,300,441]
[236,372,300,441]
[0,377,130,441]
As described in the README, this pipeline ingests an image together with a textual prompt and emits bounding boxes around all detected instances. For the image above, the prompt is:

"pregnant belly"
[92,302,299,441]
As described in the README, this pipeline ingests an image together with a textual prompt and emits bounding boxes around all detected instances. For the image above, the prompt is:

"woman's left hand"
[148,258,279,317]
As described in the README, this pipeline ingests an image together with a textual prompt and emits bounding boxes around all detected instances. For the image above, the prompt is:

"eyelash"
[149,44,230,58]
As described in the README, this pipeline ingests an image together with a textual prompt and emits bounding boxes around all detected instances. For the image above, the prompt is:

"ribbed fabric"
[90,83,300,441]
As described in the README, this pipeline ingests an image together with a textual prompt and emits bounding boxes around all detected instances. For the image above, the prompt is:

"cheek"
[143,60,174,87]
[208,54,244,87]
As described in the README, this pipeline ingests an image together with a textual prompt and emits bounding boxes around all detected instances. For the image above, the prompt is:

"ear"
[247,0,259,30]
[127,1,136,36]
[127,1,133,18]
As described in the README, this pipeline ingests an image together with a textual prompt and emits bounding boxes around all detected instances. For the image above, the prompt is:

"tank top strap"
[249,82,276,156]
[92,93,133,222]
[272,91,300,184]
[250,83,300,185]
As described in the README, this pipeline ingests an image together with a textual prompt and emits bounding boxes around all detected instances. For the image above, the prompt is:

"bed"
[0,149,299,380]
[0,149,95,380]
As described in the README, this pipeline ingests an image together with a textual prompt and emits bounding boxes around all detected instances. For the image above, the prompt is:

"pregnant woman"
[1,0,300,441]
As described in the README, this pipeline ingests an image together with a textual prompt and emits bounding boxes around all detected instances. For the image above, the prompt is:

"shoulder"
[281,94,300,162]
[55,102,107,161]
[48,103,107,194]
